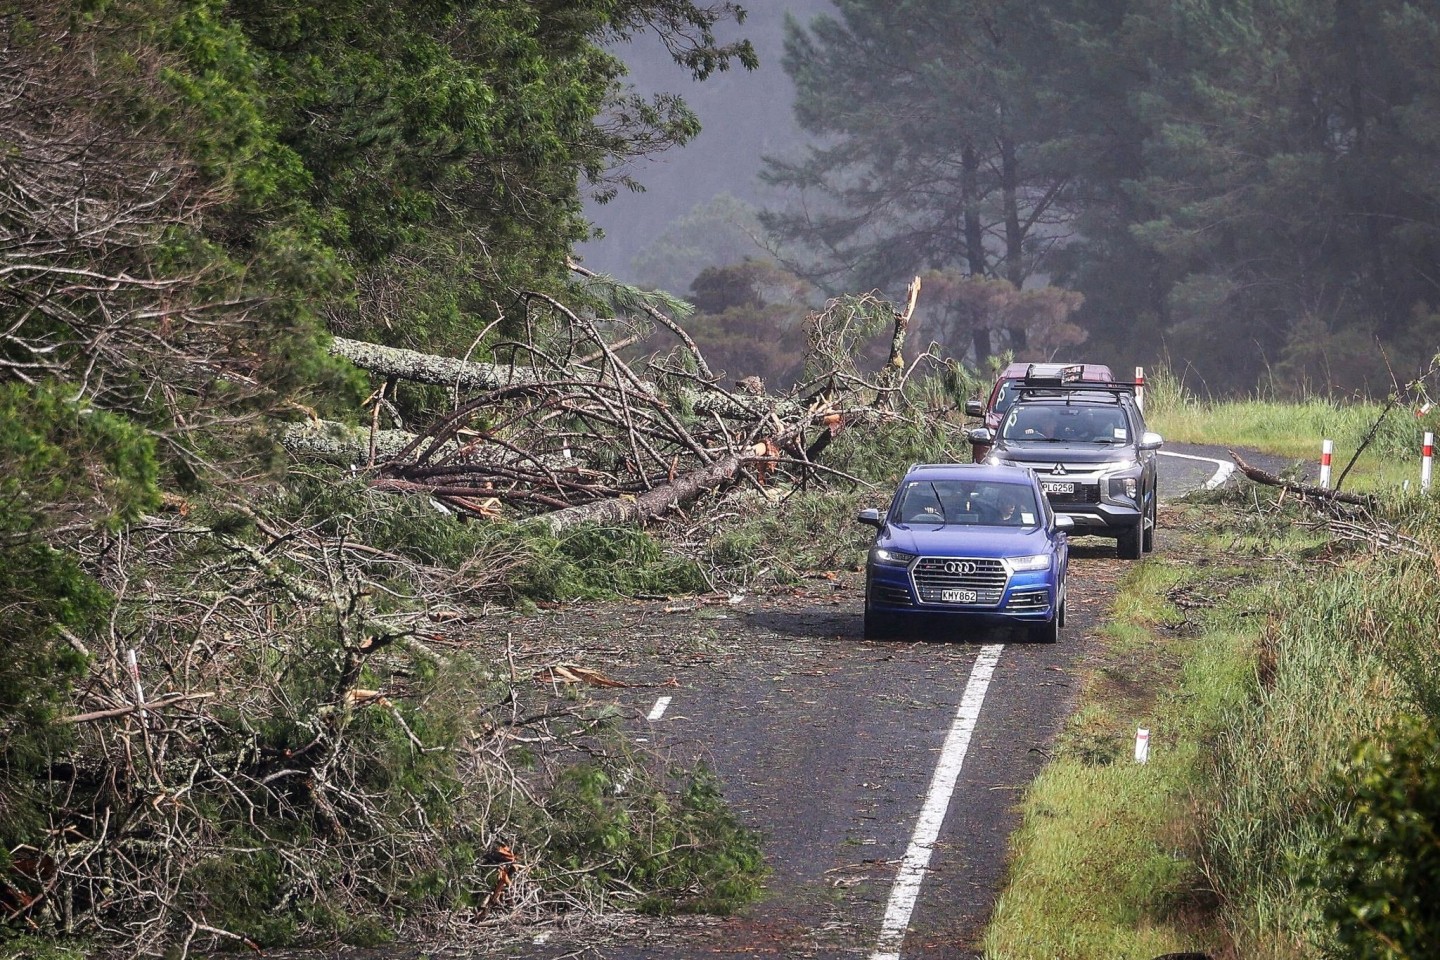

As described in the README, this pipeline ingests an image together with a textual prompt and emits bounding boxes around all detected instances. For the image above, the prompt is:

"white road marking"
[870,643,1005,960]
[1158,449,1235,489]
[647,696,672,722]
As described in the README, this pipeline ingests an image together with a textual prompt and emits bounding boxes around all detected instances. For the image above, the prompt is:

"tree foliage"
[0,1,765,952]
[765,0,1440,393]
[680,259,813,388]
[762,0,1075,361]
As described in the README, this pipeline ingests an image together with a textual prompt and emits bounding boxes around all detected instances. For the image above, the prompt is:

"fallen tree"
[300,282,930,525]
[1229,450,1376,507]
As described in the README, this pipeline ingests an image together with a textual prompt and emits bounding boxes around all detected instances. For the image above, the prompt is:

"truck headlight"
[1107,474,1139,501]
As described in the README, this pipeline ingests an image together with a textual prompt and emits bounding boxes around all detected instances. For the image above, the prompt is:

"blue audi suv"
[856,463,1071,642]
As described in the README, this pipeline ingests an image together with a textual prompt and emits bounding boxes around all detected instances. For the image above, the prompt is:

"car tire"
[863,609,892,640]
[1030,608,1061,644]
[1117,519,1143,559]
[1142,494,1156,553]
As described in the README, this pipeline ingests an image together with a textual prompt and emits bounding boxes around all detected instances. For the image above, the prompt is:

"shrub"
[1315,715,1440,959]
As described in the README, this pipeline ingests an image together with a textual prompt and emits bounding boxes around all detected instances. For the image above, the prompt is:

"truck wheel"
[1117,520,1143,559]
[1142,496,1156,553]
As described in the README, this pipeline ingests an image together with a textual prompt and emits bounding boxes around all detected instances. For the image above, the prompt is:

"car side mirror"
[1139,431,1164,450]
[1053,515,1075,532]
[966,427,993,444]
[856,507,884,528]
[965,399,984,417]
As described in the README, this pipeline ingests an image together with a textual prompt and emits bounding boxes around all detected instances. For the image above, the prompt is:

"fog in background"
[576,1,835,288]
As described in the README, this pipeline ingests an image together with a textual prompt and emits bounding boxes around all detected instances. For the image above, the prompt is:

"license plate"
[941,588,978,603]
[1042,481,1075,494]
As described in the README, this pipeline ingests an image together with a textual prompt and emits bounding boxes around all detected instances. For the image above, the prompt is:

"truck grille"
[1044,484,1101,504]
[912,557,1007,605]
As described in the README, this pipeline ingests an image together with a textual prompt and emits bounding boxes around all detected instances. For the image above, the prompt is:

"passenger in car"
[994,488,1023,524]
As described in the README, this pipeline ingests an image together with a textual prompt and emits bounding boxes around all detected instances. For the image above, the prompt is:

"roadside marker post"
[1135,728,1150,764]
[1135,366,1145,413]
[1319,439,1333,489]
[1423,432,1434,492]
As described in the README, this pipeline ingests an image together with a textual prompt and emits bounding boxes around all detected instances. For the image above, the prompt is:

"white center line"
[647,696,672,722]
[870,643,1005,960]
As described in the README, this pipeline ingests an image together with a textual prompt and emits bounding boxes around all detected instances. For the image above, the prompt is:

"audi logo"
[943,560,978,575]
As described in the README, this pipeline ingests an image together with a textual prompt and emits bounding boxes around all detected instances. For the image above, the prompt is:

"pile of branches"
[286,274,929,530]
[5,273,938,955]
[3,495,612,953]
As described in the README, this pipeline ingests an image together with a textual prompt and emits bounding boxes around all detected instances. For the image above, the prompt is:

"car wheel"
[1117,519,1143,559]
[1142,494,1156,553]
[863,608,892,640]
[1030,609,1060,644]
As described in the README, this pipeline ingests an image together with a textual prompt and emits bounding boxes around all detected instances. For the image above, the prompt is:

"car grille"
[869,580,913,607]
[1044,483,1101,504]
[912,557,1007,605]
[1006,589,1050,612]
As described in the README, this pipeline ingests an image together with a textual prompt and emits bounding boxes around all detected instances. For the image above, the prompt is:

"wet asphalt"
[458,444,1260,960]
[274,444,1285,960]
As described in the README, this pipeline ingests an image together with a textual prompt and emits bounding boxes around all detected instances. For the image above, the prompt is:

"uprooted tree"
[285,275,928,530]
[3,259,939,953]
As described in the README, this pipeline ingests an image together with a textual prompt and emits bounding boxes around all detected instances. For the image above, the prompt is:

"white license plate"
[941,588,978,603]
[1042,481,1075,494]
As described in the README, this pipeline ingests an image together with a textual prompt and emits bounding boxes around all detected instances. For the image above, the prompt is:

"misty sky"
[577,1,836,280]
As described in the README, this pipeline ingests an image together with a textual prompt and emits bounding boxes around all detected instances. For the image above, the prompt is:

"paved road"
[459,444,1248,960]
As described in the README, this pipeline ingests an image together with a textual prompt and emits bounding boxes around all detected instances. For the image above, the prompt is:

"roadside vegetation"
[1144,365,1439,490]
[988,388,1440,958]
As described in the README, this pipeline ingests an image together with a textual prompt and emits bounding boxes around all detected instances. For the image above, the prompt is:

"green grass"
[988,467,1440,958]
[985,542,1235,959]
[984,483,1400,959]
[1143,367,1437,492]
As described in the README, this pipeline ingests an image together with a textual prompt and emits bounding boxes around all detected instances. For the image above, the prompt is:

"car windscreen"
[892,480,1040,526]
[1001,403,1129,443]
[992,380,1021,419]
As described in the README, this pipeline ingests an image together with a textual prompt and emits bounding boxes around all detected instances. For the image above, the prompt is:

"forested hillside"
[749,0,1440,395]
[0,2,797,954]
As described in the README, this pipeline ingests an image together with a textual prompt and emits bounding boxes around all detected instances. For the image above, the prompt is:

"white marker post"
[1319,439,1333,489]
[1423,432,1434,493]
[1135,366,1145,414]
[1135,728,1150,764]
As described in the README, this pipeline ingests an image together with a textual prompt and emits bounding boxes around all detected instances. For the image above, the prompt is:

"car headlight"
[1006,554,1051,572]
[871,547,917,567]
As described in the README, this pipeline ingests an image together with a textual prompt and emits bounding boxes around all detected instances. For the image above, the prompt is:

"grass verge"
[1143,365,1436,491]
[984,487,1338,959]
[988,465,1440,958]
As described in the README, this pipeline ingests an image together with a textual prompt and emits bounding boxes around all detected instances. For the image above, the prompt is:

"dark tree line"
[764,0,1440,394]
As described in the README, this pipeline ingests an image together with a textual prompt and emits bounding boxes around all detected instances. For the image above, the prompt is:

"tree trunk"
[961,142,993,362]
[1000,134,1028,352]
[534,451,749,532]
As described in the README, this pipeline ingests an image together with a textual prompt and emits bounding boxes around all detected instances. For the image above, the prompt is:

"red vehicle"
[966,362,1114,460]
